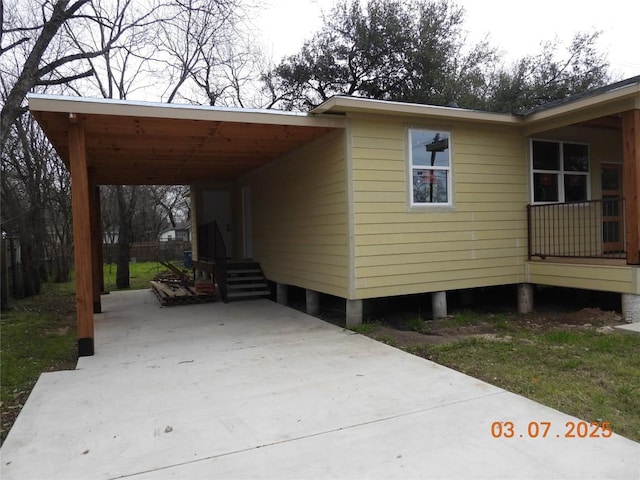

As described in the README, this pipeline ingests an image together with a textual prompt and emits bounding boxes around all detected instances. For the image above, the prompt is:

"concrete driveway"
[1,290,638,479]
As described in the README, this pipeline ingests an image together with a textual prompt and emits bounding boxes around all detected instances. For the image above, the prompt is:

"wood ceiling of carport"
[32,110,337,185]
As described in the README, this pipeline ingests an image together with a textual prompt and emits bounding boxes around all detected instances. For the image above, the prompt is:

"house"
[102,229,119,244]
[159,225,190,242]
[28,76,640,356]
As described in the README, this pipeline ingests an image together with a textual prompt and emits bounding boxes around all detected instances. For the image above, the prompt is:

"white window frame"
[530,139,590,204]
[408,128,453,208]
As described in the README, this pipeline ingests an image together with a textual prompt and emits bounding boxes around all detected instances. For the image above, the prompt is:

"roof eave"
[522,83,640,132]
[310,96,521,125]
[27,94,346,129]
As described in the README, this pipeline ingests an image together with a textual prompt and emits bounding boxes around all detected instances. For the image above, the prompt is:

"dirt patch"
[364,307,626,348]
[523,307,623,326]
[373,326,461,346]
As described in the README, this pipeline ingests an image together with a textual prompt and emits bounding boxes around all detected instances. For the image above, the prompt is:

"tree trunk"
[115,185,131,288]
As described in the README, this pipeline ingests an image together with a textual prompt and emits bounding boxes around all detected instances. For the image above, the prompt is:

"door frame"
[242,186,253,259]
[601,163,623,253]
[199,189,233,258]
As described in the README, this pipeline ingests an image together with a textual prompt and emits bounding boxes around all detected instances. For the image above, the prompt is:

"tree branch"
[36,69,94,86]
[0,36,31,56]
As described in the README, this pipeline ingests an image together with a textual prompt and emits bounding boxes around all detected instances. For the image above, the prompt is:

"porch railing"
[527,198,625,260]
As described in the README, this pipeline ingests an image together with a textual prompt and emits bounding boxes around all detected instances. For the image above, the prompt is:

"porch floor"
[1,290,638,479]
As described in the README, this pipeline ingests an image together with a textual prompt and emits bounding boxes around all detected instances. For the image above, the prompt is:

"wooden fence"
[102,240,191,264]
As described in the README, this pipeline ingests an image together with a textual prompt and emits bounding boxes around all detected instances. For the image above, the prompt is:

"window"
[409,129,451,205]
[531,140,589,203]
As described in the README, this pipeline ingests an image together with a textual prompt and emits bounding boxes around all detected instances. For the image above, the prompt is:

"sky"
[255,0,640,80]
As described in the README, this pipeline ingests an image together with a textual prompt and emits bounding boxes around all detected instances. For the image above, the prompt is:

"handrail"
[527,198,625,260]
[196,221,228,302]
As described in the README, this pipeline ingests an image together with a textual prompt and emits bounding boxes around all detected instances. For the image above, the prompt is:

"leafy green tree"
[264,0,611,113]
[486,32,610,113]
[264,0,498,110]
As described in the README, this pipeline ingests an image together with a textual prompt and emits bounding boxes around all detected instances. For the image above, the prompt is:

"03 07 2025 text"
[491,421,613,439]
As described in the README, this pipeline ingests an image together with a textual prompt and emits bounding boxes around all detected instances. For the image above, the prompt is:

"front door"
[601,164,623,253]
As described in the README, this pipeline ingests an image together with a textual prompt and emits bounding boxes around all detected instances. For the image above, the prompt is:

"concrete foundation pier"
[432,291,447,319]
[622,293,640,322]
[517,283,534,314]
[306,289,320,316]
[276,283,288,305]
[346,299,363,328]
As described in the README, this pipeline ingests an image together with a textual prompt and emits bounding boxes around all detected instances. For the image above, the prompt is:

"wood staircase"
[196,221,270,302]
[223,261,271,301]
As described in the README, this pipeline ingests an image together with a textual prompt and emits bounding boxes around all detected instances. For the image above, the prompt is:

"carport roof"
[28,94,345,185]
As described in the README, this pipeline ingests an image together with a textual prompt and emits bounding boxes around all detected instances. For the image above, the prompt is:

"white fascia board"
[27,94,346,129]
[311,96,520,125]
[522,83,640,126]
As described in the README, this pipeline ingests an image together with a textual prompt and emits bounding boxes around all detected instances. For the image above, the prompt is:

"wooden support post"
[90,180,102,313]
[69,117,95,356]
[622,109,640,265]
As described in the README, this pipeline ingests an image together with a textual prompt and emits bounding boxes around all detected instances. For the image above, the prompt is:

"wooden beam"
[622,109,640,265]
[69,119,95,356]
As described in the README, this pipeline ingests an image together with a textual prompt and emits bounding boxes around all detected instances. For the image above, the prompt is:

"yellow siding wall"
[526,262,640,294]
[239,130,349,297]
[350,115,528,299]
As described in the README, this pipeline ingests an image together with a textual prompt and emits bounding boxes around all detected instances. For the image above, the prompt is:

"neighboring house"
[28,76,640,356]
[102,229,119,244]
[159,225,190,242]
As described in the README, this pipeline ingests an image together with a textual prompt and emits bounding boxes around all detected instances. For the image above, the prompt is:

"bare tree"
[0,114,72,293]
[0,0,158,150]
[150,185,190,229]
[63,0,164,99]
[151,0,265,107]
[45,155,73,282]
[63,0,165,288]
[1,0,262,296]
[1,0,88,149]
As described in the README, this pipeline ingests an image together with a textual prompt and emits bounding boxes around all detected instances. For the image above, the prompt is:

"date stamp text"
[491,421,612,439]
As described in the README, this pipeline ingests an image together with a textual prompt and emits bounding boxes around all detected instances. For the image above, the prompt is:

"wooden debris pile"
[150,261,216,306]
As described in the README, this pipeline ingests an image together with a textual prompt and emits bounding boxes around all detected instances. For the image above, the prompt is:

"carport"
[28,94,345,356]
[1,289,638,479]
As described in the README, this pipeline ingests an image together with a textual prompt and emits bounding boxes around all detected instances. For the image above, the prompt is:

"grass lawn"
[355,311,640,443]
[103,261,166,291]
[0,261,165,445]
[0,282,77,444]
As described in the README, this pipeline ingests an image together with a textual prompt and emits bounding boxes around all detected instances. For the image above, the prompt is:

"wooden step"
[227,282,268,289]
[220,260,269,302]
[227,268,261,275]
[226,262,260,269]
[227,290,271,299]
[226,275,264,281]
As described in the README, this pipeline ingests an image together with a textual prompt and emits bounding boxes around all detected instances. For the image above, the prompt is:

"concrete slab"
[1,290,639,479]
[615,322,640,335]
